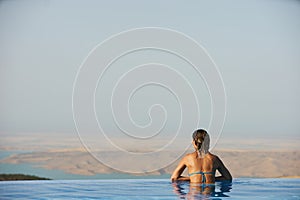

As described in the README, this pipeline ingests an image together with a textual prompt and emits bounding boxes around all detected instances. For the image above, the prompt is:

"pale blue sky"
[0,0,299,143]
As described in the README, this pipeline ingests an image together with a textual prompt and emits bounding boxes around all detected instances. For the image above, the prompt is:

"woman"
[171,129,232,183]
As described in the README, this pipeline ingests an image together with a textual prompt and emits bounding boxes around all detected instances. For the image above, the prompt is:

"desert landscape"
[1,148,299,178]
[1,132,299,178]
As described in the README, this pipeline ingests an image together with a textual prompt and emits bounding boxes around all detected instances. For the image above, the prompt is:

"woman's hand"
[171,175,190,182]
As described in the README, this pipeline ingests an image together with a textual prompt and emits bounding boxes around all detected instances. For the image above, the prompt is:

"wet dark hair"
[192,129,209,151]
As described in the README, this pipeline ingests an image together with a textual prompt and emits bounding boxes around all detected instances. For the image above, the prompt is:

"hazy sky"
[1,0,300,145]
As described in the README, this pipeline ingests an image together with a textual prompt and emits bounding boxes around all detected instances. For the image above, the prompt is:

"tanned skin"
[171,141,232,183]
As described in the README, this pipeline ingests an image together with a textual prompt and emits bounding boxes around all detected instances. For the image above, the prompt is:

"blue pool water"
[0,178,299,199]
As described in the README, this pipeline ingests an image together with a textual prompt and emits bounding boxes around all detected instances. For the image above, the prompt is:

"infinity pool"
[0,178,299,199]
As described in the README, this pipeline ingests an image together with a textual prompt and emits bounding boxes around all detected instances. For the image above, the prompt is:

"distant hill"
[0,174,51,181]
[1,150,299,178]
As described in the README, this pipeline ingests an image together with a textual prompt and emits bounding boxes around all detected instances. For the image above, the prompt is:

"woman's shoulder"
[207,152,220,160]
[208,152,217,157]
[207,153,224,166]
[184,152,197,160]
[185,152,195,157]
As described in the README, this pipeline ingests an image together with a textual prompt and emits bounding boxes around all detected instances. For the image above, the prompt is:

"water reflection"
[172,181,232,199]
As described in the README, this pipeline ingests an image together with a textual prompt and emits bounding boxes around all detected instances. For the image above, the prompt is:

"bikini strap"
[188,171,214,183]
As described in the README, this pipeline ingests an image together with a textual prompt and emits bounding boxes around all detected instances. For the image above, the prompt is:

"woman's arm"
[171,156,190,182]
[176,176,190,181]
[215,156,232,182]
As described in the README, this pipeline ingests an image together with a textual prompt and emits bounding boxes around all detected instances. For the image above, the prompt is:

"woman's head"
[192,129,210,155]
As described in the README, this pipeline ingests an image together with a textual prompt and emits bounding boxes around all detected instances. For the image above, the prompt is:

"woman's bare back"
[171,151,231,183]
[185,152,217,183]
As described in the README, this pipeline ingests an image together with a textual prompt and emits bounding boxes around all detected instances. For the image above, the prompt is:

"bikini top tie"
[188,171,214,183]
